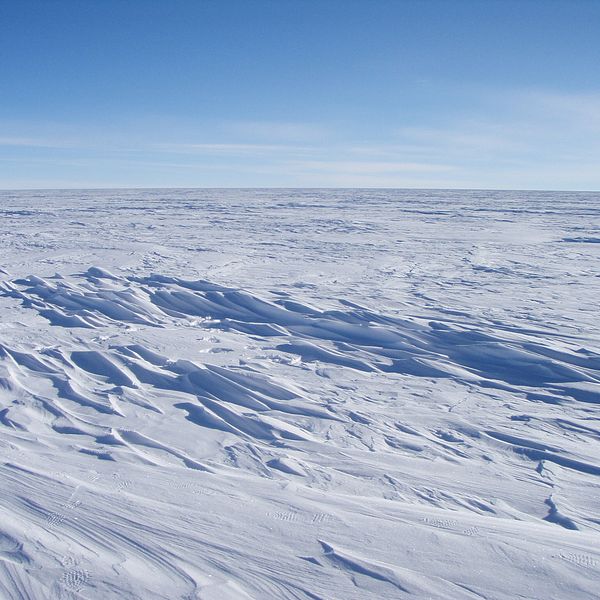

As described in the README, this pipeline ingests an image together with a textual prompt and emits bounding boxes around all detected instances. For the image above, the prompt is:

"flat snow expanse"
[0,188,599,599]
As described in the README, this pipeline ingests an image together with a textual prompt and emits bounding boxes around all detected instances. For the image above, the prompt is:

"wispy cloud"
[0,136,76,149]
[513,90,600,132]
[1,90,599,188]
[154,142,312,156]
[287,160,454,174]
[221,120,328,142]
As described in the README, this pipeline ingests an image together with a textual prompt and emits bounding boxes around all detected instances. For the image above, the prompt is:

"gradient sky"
[1,0,599,189]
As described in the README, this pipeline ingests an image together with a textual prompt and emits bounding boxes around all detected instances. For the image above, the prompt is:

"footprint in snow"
[112,473,131,492]
[60,568,91,592]
[556,552,598,570]
[46,512,66,529]
[267,511,335,525]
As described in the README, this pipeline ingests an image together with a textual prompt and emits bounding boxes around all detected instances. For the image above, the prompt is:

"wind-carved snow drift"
[5,268,600,400]
[0,189,599,599]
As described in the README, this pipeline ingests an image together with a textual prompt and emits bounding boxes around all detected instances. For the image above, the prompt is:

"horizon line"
[1,186,599,194]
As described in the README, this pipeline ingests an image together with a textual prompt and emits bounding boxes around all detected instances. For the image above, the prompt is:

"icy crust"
[0,189,599,599]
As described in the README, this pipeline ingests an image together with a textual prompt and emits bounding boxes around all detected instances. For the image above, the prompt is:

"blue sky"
[1,0,599,189]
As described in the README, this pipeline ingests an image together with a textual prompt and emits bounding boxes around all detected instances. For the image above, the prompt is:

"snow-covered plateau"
[0,188,599,599]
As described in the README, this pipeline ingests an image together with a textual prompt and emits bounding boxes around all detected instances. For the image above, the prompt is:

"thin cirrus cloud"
[155,143,312,156]
[222,120,328,142]
[287,160,454,175]
[0,136,78,149]
[1,90,599,189]
[518,90,600,131]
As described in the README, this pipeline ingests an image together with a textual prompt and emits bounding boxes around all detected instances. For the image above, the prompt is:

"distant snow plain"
[0,188,599,599]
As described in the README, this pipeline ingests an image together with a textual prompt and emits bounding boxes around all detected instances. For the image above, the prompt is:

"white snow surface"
[0,188,599,599]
